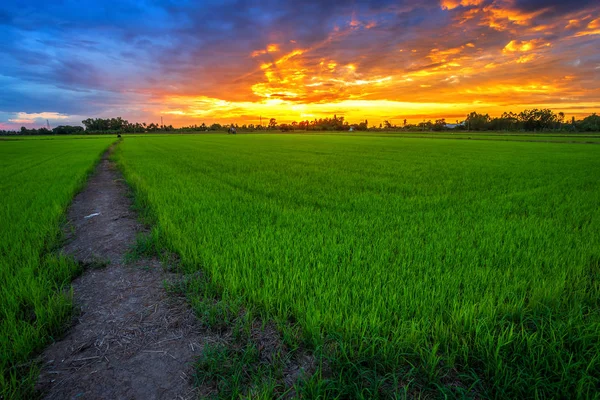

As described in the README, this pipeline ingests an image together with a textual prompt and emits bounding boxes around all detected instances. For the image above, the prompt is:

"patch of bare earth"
[36,146,316,399]
[36,148,212,399]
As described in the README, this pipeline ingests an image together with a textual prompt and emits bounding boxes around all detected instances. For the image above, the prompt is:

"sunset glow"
[1,0,599,129]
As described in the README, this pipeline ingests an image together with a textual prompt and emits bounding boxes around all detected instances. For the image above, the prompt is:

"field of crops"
[382,132,600,143]
[0,137,114,397]
[2,133,599,398]
[317,130,600,143]
[114,134,600,397]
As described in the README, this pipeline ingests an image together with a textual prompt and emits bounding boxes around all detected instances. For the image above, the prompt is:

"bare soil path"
[37,147,207,399]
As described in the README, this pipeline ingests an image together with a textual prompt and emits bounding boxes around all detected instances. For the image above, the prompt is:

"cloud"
[513,0,597,15]
[441,0,484,11]
[8,112,70,124]
[0,0,598,128]
[502,38,550,52]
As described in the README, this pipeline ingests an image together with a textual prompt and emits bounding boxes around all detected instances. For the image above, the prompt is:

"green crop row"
[115,134,600,398]
[0,138,113,398]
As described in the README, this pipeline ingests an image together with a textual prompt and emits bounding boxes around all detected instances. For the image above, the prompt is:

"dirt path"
[37,147,207,399]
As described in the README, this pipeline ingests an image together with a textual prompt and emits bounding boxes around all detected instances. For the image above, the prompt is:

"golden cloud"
[251,43,280,57]
[142,4,600,127]
[441,0,483,11]
[503,39,550,53]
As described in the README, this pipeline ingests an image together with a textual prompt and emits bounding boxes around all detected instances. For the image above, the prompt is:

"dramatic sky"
[1,0,599,129]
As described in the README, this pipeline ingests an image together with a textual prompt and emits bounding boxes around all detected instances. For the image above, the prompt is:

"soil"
[36,148,212,399]
[36,145,315,399]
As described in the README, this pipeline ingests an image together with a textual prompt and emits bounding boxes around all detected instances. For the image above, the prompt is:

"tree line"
[1,109,599,136]
[462,110,599,132]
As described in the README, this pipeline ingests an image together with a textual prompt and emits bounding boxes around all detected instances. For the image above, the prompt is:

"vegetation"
[2,133,599,397]
[1,110,599,136]
[339,131,600,144]
[81,117,174,133]
[114,134,600,398]
[0,137,114,398]
[463,110,600,132]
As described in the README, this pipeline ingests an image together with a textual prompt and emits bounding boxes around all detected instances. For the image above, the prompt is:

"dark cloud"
[513,0,597,14]
[0,0,598,127]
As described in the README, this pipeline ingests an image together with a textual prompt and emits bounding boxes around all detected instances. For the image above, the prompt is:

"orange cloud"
[134,4,600,127]
[515,54,538,63]
[3,0,599,132]
[428,45,472,63]
[156,91,600,127]
[441,0,483,11]
[480,3,550,31]
[572,29,600,37]
[251,43,280,57]
[503,39,549,53]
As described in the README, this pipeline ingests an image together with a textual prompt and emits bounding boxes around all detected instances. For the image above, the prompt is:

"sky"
[0,0,599,130]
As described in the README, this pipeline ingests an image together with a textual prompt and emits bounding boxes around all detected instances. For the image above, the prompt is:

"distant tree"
[465,112,491,131]
[577,113,600,131]
[418,120,433,131]
[517,109,559,131]
[499,111,518,130]
[432,118,446,131]
[15,110,589,137]
[53,125,84,135]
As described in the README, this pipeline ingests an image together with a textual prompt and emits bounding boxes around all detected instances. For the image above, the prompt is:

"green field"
[0,138,113,397]
[2,133,599,398]
[113,134,600,398]
[316,130,600,143]
[385,132,600,143]
[4,130,600,144]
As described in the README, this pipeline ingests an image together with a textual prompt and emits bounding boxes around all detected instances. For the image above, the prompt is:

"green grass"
[389,132,600,143]
[0,137,114,398]
[305,130,600,143]
[0,135,118,140]
[115,134,600,398]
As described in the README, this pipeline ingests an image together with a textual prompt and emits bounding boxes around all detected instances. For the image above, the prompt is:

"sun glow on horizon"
[149,3,599,127]
[1,0,599,130]
[157,93,600,126]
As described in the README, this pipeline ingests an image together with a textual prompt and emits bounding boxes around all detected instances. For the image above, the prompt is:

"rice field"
[274,130,600,143]
[373,132,600,143]
[2,133,599,398]
[114,134,600,398]
[0,137,114,398]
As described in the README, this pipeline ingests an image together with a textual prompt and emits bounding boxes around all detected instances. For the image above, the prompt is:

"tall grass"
[116,134,600,397]
[0,138,114,398]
